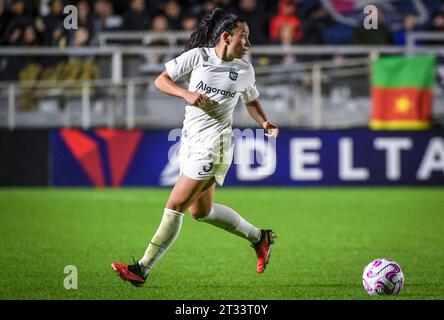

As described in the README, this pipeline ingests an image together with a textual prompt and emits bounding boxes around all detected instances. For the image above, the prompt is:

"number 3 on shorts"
[198,162,214,175]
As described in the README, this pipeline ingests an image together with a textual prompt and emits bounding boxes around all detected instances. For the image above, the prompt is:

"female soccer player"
[112,8,279,287]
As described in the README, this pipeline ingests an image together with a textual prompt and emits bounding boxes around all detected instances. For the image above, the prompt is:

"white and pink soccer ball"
[362,258,404,296]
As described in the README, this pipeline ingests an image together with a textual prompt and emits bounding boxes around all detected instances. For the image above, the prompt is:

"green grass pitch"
[0,187,443,300]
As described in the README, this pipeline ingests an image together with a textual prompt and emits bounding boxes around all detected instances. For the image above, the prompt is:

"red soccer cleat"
[252,230,276,273]
[111,259,147,287]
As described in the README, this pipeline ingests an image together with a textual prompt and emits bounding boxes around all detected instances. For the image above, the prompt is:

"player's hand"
[262,120,279,138]
[183,91,213,108]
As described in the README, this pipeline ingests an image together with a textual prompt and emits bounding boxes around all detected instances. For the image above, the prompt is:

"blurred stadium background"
[0,0,444,130]
[1,0,444,300]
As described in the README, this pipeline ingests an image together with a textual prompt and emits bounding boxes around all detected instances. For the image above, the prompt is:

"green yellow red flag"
[370,55,435,130]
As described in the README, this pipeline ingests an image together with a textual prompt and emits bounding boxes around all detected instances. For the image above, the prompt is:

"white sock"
[139,208,184,277]
[197,203,262,244]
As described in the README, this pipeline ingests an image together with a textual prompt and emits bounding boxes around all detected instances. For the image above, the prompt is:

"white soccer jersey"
[165,47,259,163]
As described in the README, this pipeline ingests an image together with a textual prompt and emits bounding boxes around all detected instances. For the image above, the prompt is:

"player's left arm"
[245,98,279,138]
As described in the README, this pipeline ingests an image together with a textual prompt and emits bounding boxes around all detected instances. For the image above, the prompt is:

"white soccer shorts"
[178,146,233,186]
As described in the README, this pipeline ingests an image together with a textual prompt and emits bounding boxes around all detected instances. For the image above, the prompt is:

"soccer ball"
[362,258,404,296]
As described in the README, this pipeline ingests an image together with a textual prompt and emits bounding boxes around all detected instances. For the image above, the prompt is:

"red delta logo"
[59,129,143,187]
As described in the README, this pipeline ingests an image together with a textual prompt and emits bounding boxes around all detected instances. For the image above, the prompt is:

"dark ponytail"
[185,8,243,51]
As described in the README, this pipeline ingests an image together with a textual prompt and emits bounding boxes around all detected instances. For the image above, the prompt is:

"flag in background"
[370,55,435,130]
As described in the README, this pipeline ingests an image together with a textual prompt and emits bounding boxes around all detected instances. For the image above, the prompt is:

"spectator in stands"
[12,23,43,109]
[151,14,169,35]
[393,14,422,45]
[425,11,444,45]
[257,21,299,66]
[181,14,197,32]
[93,0,122,31]
[22,23,40,46]
[277,23,297,64]
[18,25,41,74]
[428,11,444,32]
[71,25,92,47]
[202,1,217,14]
[269,0,302,43]
[6,0,26,20]
[121,0,151,30]
[42,0,68,47]
[162,0,182,30]
[67,26,98,82]
[0,0,9,44]
[2,0,30,45]
[0,0,7,79]
[176,14,197,47]
[1,0,44,83]
[77,0,97,41]
[4,23,40,47]
[5,25,22,45]
[145,15,171,64]
[299,4,328,45]
[236,0,269,44]
[149,14,170,46]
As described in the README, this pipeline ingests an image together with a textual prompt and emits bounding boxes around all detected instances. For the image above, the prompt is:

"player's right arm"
[155,48,212,108]
[154,70,212,108]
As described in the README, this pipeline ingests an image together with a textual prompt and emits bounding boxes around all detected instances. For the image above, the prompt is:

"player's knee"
[189,206,211,220]
[165,201,187,213]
